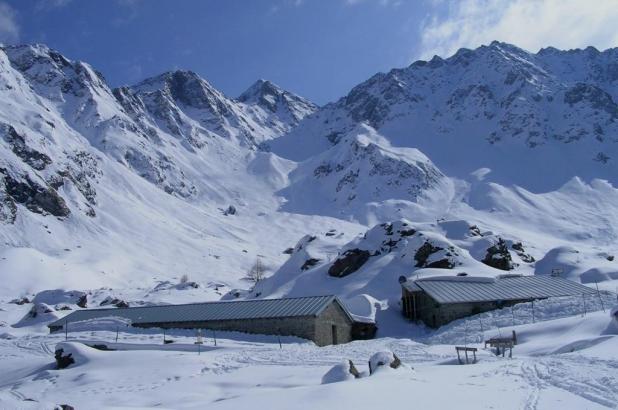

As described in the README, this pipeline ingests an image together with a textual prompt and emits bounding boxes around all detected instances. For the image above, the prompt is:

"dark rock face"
[0,168,70,217]
[54,348,75,369]
[301,258,321,271]
[9,297,30,305]
[2,125,52,171]
[223,205,237,216]
[482,238,515,270]
[76,295,87,308]
[512,242,535,263]
[328,249,371,278]
[414,241,454,269]
[99,297,128,308]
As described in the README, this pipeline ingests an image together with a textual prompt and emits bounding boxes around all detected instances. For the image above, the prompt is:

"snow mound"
[13,302,59,327]
[368,351,407,375]
[32,289,87,307]
[54,341,95,368]
[321,360,359,384]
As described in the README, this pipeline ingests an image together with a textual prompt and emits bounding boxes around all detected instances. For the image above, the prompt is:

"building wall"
[402,287,534,328]
[313,301,354,346]
[132,300,355,346]
[136,316,317,343]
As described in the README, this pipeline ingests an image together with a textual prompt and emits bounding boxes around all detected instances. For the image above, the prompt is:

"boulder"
[54,347,75,369]
[300,258,321,271]
[482,238,515,270]
[32,289,87,307]
[321,360,360,384]
[328,249,371,277]
[9,296,30,305]
[368,351,402,375]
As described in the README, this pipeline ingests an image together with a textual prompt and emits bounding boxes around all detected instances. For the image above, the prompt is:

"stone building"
[48,295,368,346]
[401,275,597,328]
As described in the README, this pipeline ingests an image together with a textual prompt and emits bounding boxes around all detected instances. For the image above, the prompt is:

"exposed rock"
[482,238,515,270]
[0,168,70,217]
[9,297,30,305]
[54,348,75,369]
[328,249,371,278]
[512,242,535,263]
[414,241,455,269]
[223,205,237,215]
[368,351,402,375]
[2,124,52,171]
[282,247,294,255]
[76,294,88,308]
[301,258,321,271]
[99,297,129,308]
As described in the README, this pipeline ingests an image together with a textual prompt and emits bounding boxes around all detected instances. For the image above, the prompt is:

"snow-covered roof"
[403,275,598,304]
[48,295,350,328]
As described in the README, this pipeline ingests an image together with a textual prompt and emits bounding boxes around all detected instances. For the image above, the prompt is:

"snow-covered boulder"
[368,351,402,375]
[54,342,92,369]
[13,303,59,327]
[33,289,87,308]
[321,360,360,384]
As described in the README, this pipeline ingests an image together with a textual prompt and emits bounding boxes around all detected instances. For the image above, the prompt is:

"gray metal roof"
[48,295,347,328]
[404,275,597,304]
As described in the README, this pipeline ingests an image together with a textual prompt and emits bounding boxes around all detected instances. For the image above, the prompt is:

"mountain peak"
[238,78,317,122]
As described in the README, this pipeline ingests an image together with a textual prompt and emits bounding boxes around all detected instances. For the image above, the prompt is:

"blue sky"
[1,0,617,104]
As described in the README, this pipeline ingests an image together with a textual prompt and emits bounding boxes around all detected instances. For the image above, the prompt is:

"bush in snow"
[321,360,360,384]
[368,351,402,375]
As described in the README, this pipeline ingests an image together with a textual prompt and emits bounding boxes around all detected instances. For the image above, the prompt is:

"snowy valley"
[0,41,617,409]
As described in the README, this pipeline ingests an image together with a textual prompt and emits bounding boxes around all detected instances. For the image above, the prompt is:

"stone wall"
[313,301,354,346]
[135,316,317,343]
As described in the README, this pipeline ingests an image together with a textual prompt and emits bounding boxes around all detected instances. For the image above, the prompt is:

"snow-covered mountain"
[270,41,618,190]
[0,41,617,309]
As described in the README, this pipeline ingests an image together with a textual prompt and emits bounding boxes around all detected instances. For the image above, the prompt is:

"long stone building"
[401,275,598,328]
[48,295,375,346]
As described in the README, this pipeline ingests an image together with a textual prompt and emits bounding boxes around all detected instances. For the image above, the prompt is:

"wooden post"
[456,349,461,364]
[582,293,587,317]
[464,349,469,364]
[511,306,515,326]
[116,326,119,343]
[212,330,217,346]
[512,330,517,345]
[163,329,166,344]
[278,328,282,349]
[595,282,605,312]
[65,319,68,341]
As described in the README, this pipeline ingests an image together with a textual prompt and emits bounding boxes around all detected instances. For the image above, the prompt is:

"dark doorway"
[331,325,338,345]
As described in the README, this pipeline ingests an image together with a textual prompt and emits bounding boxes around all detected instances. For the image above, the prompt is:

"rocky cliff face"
[270,41,618,189]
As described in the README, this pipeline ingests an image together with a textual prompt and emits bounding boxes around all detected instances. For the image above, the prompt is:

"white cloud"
[419,0,618,60]
[0,1,19,44]
[35,0,73,11]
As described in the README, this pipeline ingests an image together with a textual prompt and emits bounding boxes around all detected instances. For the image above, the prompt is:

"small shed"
[401,275,598,328]
[48,295,365,346]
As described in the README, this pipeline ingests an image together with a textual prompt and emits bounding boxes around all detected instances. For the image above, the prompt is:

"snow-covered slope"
[270,41,618,190]
[279,125,452,224]
[0,43,353,301]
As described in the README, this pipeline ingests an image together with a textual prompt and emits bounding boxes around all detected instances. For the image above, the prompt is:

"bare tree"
[246,257,264,285]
